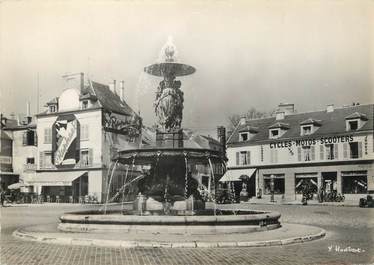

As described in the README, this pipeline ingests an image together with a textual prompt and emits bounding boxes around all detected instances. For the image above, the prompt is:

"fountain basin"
[58,209,281,235]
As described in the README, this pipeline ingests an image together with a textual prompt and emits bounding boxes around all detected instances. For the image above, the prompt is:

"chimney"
[120,81,125,101]
[239,116,246,125]
[217,126,226,157]
[109,80,117,94]
[277,103,295,115]
[326,104,334,113]
[275,111,285,120]
[26,101,32,124]
[80,72,84,93]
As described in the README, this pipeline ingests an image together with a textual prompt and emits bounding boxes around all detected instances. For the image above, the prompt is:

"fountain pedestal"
[156,129,184,148]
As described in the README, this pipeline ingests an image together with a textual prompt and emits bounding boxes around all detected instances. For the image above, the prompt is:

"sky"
[1,0,373,135]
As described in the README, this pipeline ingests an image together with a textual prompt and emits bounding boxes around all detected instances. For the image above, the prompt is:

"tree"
[227,107,270,131]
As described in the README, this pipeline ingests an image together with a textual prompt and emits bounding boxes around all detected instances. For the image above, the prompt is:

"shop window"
[349,142,362,159]
[44,128,52,144]
[239,132,249,142]
[23,130,37,146]
[269,129,280,139]
[342,171,367,194]
[263,174,285,194]
[295,176,318,194]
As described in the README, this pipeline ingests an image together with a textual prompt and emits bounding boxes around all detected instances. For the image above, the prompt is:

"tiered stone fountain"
[58,38,281,235]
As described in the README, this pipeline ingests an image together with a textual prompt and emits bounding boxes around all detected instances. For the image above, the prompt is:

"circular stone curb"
[12,227,326,249]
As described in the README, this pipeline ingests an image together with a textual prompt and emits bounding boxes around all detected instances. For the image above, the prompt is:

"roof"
[90,81,138,117]
[45,97,58,106]
[300,118,322,126]
[228,104,374,145]
[268,122,290,129]
[345,112,368,120]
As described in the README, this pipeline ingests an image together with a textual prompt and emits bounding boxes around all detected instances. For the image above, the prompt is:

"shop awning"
[8,182,26,190]
[26,171,87,186]
[219,168,256,182]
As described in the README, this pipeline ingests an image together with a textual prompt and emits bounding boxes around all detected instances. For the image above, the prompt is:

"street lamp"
[270,174,275,202]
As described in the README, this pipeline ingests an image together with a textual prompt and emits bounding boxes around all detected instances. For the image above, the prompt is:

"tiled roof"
[238,126,259,133]
[90,81,138,117]
[228,104,373,145]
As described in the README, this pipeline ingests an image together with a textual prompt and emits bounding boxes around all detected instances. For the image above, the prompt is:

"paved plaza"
[1,203,373,265]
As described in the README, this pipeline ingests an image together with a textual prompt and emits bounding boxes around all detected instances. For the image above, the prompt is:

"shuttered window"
[334,144,338,160]
[297,147,301,162]
[343,143,348,159]
[81,124,89,141]
[236,152,239,165]
[44,128,52,144]
[319,145,324,160]
[311,146,315,161]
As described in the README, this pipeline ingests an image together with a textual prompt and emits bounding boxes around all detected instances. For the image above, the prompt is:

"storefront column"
[317,173,322,189]
[336,171,342,194]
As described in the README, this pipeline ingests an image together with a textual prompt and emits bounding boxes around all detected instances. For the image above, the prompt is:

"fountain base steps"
[13,223,325,248]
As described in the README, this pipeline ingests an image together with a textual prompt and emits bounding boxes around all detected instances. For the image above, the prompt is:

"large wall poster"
[52,114,80,168]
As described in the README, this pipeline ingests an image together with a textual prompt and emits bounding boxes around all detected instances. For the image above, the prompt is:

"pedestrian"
[0,189,5,207]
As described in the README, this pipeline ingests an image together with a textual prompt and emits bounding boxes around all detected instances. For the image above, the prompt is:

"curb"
[13,228,326,249]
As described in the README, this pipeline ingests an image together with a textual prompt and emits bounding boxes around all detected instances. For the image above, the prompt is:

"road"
[1,203,373,265]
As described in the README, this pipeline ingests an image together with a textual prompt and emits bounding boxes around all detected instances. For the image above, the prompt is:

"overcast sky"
[1,0,373,135]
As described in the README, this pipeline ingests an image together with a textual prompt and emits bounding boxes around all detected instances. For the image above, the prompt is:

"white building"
[224,103,374,202]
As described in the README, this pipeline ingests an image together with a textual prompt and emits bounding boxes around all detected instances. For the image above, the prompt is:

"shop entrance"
[322,172,337,193]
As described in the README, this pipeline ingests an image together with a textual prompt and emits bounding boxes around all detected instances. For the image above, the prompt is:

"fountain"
[58,38,281,235]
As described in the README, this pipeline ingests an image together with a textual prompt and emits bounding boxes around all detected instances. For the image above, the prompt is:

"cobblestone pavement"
[1,204,373,265]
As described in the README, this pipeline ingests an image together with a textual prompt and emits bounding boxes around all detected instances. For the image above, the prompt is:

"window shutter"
[23,132,27,145]
[297,147,301,161]
[88,148,93,166]
[311,146,315,161]
[319,145,324,160]
[275,149,278,163]
[236,152,239,165]
[39,152,44,169]
[358,142,362,158]
[343,143,348,159]
[334,144,338,160]
[34,132,38,146]
[246,151,250,165]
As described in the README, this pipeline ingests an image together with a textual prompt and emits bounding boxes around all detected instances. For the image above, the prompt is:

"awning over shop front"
[26,171,87,186]
[219,168,256,182]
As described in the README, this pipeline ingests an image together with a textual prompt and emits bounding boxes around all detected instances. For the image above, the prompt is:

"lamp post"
[270,174,275,202]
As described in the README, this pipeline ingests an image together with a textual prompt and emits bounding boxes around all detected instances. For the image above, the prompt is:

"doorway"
[322,172,337,193]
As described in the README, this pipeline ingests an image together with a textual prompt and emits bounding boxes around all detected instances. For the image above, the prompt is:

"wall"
[228,133,374,168]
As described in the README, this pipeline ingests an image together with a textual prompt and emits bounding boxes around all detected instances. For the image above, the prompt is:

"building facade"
[224,103,374,202]
[32,75,142,202]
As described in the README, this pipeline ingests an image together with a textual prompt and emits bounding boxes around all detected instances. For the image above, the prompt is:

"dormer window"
[82,100,88,109]
[348,120,358,131]
[299,119,321,136]
[238,126,258,142]
[345,112,368,131]
[268,122,289,139]
[302,126,312,135]
[270,129,280,139]
[49,105,57,113]
[240,132,249,142]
